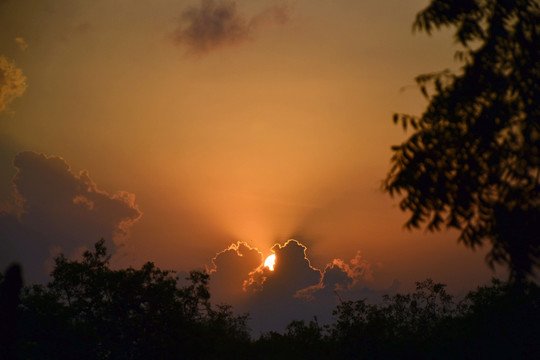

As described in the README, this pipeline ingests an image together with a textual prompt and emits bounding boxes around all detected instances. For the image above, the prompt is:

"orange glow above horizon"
[0,0,501,292]
[264,254,276,271]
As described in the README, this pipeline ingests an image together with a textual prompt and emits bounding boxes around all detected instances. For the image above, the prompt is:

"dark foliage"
[253,318,331,360]
[328,278,540,360]
[251,278,540,360]
[384,0,540,284]
[0,264,23,360]
[9,239,250,360]
[1,245,538,359]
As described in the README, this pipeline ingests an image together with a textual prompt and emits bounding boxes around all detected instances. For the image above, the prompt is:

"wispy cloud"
[14,37,28,51]
[0,56,27,113]
[173,0,290,54]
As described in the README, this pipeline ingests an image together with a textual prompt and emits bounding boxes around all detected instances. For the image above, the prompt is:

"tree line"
[1,239,539,359]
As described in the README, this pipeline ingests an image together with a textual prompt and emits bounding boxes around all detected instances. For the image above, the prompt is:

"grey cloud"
[207,239,324,332]
[209,241,262,304]
[243,240,322,333]
[263,239,321,296]
[173,0,290,54]
[207,239,398,333]
[0,152,142,283]
[323,251,374,290]
[297,252,380,303]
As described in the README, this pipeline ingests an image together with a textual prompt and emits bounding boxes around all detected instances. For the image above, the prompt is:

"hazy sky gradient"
[0,0,505,331]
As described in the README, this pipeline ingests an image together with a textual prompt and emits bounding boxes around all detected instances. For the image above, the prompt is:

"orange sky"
[1,0,505,325]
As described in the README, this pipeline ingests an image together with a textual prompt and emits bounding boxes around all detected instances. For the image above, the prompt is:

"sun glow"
[264,254,276,271]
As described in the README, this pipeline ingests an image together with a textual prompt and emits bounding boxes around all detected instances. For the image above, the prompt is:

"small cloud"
[0,56,27,114]
[174,0,249,53]
[14,37,28,51]
[173,0,290,54]
[329,251,374,286]
[0,152,142,283]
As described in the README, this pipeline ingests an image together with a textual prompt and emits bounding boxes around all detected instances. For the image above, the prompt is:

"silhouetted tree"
[328,278,539,359]
[439,279,540,360]
[254,317,330,360]
[330,279,455,359]
[16,239,251,360]
[0,264,23,360]
[384,0,540,284]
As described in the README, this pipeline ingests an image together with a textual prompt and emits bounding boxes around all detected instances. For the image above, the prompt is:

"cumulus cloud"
[209,241,263,303]
[243,240,323,333]
[0,56,27,113]
[257,239,321,296]
[207,238,398,334]
[173,0,289,54]
[296,251,385,303]
[0,152,142,283]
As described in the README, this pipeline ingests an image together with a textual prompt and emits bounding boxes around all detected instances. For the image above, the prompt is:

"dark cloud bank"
[173,0,289,54]
[209,239,398,334]
[0,151,142,283]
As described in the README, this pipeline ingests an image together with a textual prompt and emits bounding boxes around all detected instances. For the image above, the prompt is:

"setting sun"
[264,254,276,271]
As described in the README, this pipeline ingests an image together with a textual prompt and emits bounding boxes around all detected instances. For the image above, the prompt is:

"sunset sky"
[1,0,505,332]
